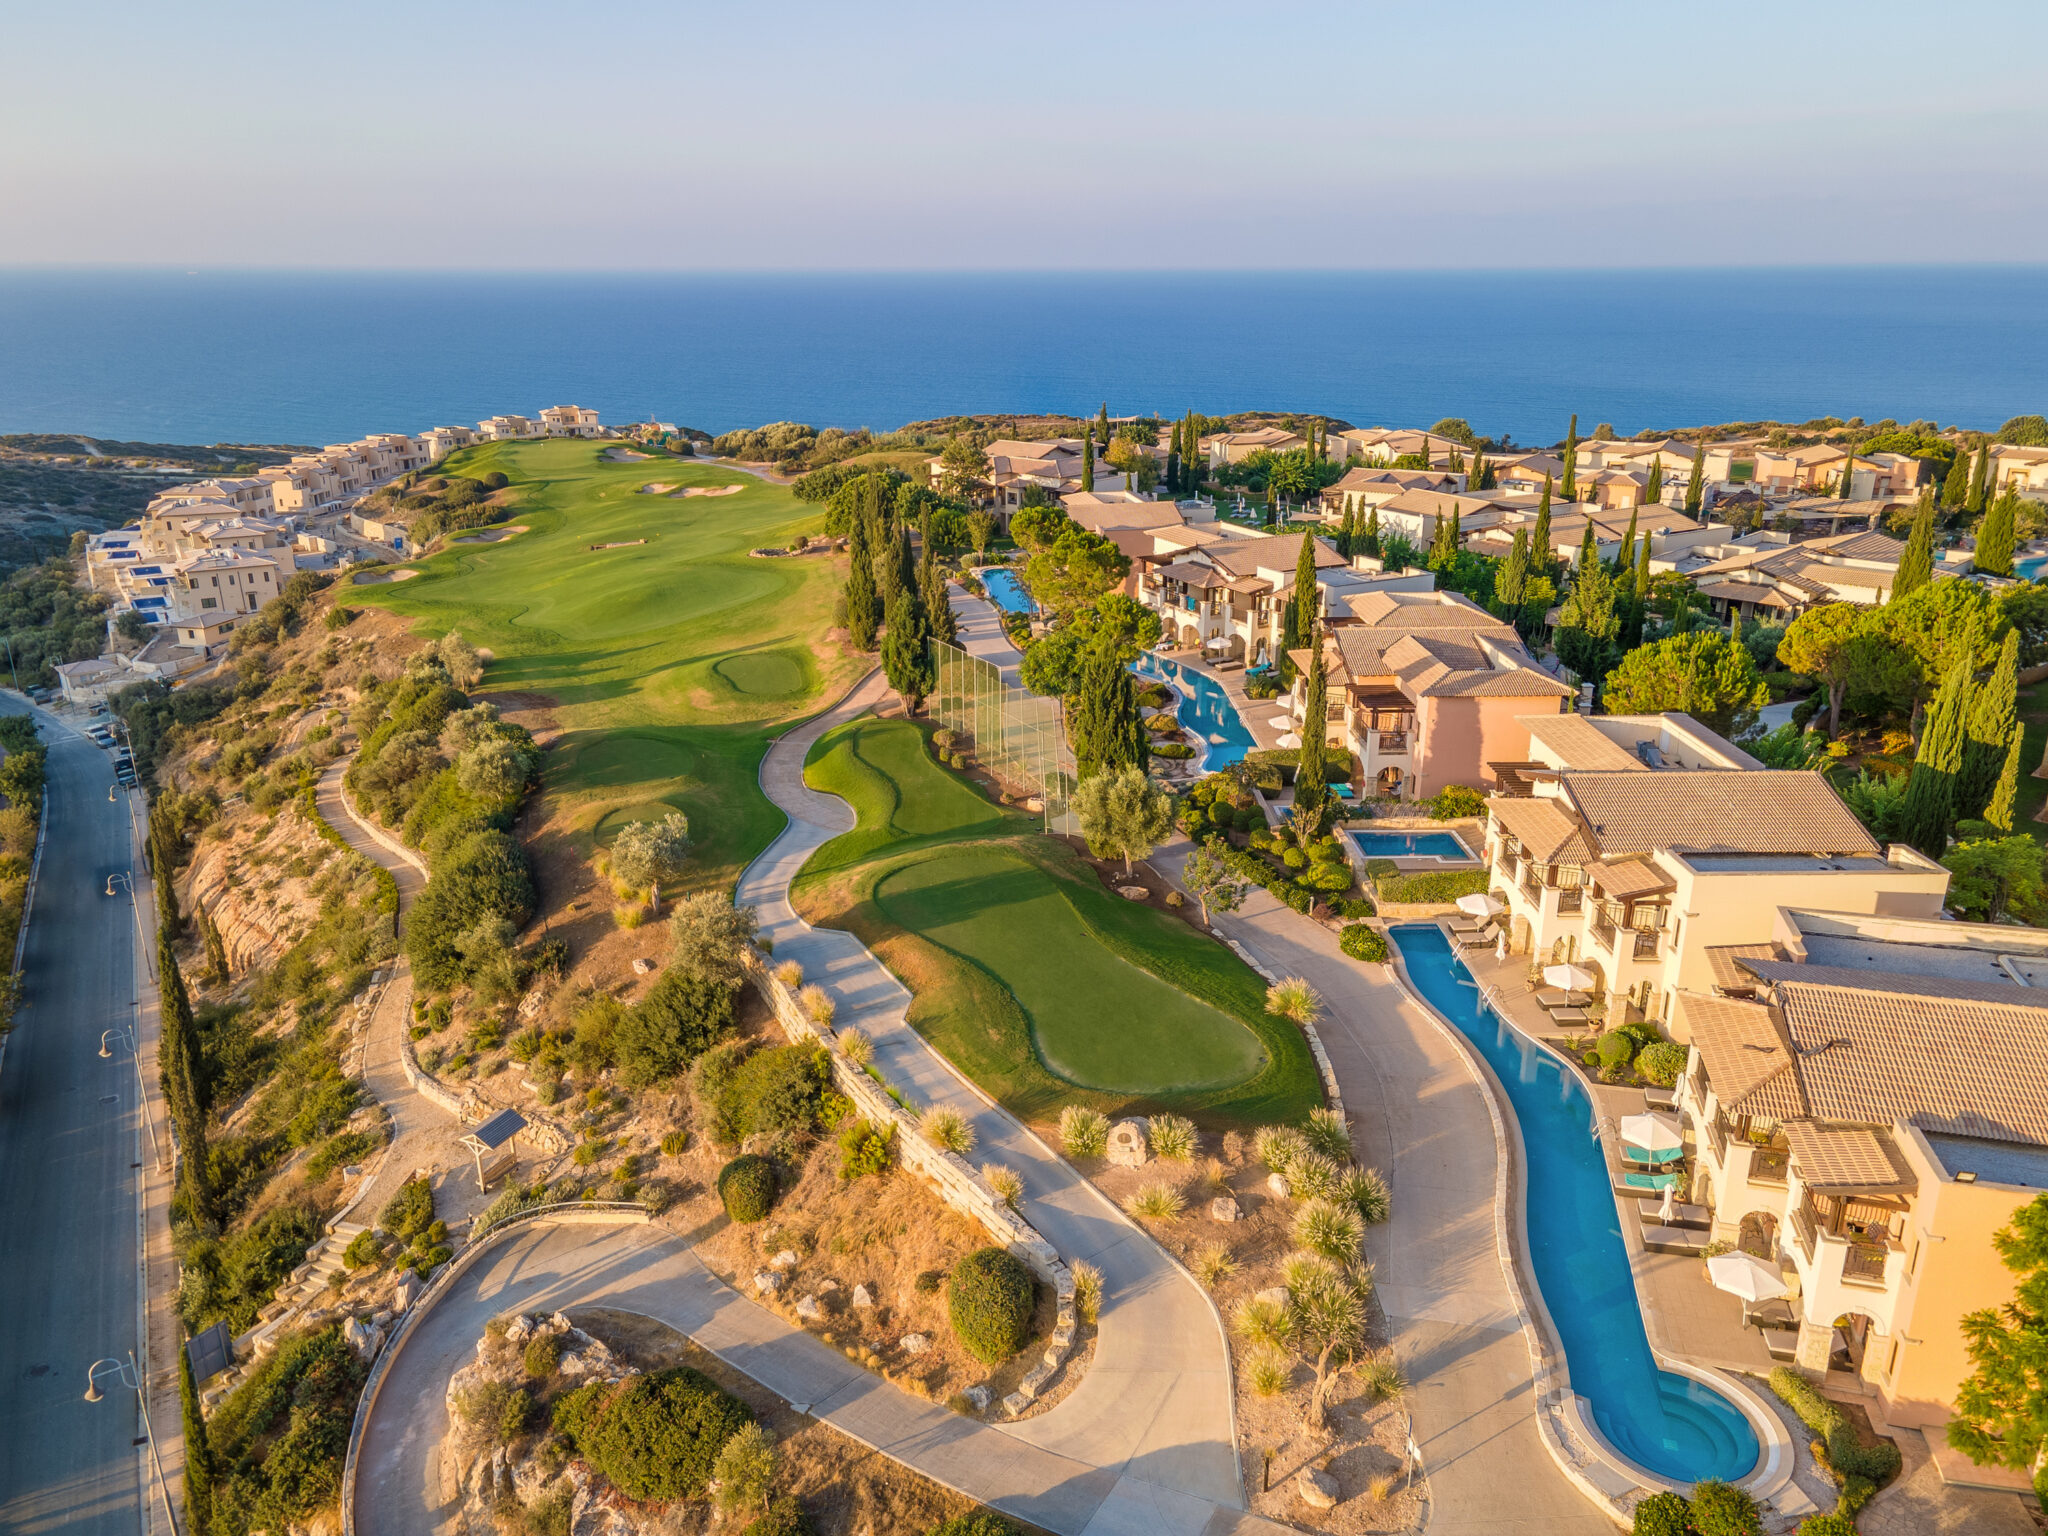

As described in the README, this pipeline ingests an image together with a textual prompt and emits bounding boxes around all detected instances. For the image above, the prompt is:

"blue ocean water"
[1,267,2043,447]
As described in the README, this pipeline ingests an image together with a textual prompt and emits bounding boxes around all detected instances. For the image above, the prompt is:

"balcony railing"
[1842,1243,1891,1288]
[1631,929,1659,959]
[1792,1202,1818,1261]
[1590,914,1618,951]
[1377,732,1408,753]
[1704,1113,1727,1161]
[1557,888,1583,914]
[1520,868,1542,902]
[1750,1148,1790,1186]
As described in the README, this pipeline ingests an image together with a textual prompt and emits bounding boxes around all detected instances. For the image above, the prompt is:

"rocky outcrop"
[182,802,339,977]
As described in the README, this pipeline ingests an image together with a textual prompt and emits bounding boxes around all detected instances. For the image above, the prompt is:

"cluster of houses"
[61,405,606,701]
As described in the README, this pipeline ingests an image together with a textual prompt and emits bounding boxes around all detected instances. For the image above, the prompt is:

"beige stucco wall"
[1409,694,1553,799]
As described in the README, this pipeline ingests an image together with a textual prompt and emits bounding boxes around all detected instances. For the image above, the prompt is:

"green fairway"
[347,440,858,888]
[794,717,1321,1126]
[877,849,1263,1092]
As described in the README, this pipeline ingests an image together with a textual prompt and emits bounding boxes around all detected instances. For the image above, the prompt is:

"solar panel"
[470,1108,527,1149]
[187,1321,233,1384]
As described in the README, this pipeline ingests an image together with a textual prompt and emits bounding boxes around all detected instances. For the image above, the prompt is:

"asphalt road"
[0,702,146,1536]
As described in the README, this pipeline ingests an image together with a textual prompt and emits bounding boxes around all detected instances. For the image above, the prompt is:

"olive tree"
[1073,766,1174,876]
[611,812,692,914]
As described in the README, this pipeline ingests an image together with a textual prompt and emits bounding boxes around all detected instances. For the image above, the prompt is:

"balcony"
[1842,1243,1891,1289]
[1376,732,1409,753]
[1792,1202,1817,1261]
[1589,913,1618,952]
[1520,867,1542,903]
[1704,1113,1727,1162]
[1749,1148,1790,1186]
[1557,888,1583,914]
[1631,929,1659,959]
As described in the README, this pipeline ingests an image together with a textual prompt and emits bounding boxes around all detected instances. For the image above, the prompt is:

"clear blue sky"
[6,0,2044,270]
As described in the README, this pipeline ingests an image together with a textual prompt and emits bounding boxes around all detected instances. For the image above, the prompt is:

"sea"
[2,266,2044,448]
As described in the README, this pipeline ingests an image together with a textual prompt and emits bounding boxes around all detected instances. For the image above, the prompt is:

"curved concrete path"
[735,672,1257,1529]
[1154,842,1605,1535]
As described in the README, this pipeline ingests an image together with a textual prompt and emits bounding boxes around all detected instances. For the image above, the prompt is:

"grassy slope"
[793,717,1321,1127]
[348,440,859,889]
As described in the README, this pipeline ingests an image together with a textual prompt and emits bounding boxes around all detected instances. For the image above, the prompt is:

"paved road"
[1155,842,1607,1535]
[0,703,148,1536]
[950,584,1024,684]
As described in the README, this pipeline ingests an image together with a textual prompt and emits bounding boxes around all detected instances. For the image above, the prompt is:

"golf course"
[346,438,859,887]
[793,716,1321,1125]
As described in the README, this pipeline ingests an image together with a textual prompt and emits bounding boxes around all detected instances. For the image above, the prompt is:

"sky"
[5,0,2047,271]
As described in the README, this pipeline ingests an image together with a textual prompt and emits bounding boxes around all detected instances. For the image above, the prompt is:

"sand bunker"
[452,525,530,544]
[352,567,421,585]
[639,483,678,494]
[603,447,651,461]
[673,484,745,498]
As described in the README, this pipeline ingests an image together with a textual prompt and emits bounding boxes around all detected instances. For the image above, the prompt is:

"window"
[200,598,216,609]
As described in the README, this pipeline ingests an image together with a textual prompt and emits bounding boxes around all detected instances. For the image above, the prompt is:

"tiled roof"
[1206,532,1344,577]
[1153,560,1230,589]
[1486,795,1592,865]
[1584,857,1675,900]
[1705,942,1781,992]
[1677,992,1804,1118]
[1521,714,1647,772]
[1784,1122,1917,1192]
[1559,770,1878,858]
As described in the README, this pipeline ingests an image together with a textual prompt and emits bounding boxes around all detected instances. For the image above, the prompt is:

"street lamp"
[84,1351,179,1535]
[99,1024,165,1171]
[83,1355,134,1403]
[106,871,131,898]
[100,1029,116,1058]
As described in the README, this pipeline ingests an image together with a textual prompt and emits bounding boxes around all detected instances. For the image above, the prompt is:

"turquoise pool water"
[1350,830,1473,860]
[2016,554,2048,581]
[979,567,1035,613]
[1390,923,1760,1485]
[1131,652,1256,769]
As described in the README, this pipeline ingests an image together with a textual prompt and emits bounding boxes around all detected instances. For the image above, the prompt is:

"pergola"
[461,1108,527,1192]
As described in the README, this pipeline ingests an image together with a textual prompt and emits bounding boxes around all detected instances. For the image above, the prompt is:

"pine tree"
[1361,506,1380,558]
[1893,491,1936,600]
[1961,630,2021,817]
[1294,625,1330,836]
[1977,488,2019,577]
[1643,460,1663,507]
[1560,414,1579,500]
[1533,475,1554,573]
[1683,442,1706,514]
[1616,506,1639,576]
[1985,721,2024,832]
[1901,652,1973,858]
[1496,528,1530,612]
[179,1334,214,1536]
[1968,440,1991,515]
[843,510,879,650]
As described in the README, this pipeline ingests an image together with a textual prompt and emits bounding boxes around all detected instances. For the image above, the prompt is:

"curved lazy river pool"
[1130,651,1256,769]
[1390,923,1760,1485]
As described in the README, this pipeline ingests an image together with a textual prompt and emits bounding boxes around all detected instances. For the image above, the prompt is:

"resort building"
[1201,425,1306,465]
[1480,721,1948,1026]
[539,405,603,437]
[149,476,277,518]
[1463,502,1717,568]
[929,438,1089,514]
[1753,443,1850,495]
[1294,591,1575,799]
[1674,907,2048,1432]
[1679,529,1918,619]
[1061,491,1198,535]
[1318,465,1467,517]
[420,425,478,461]
[1990,443,2048,500]
[477,415,540,441]
[1134,530,1353,663]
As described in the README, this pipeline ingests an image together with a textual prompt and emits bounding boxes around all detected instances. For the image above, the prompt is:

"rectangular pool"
[1349,829,1474,861]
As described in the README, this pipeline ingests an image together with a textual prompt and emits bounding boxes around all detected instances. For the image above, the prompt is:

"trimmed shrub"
[718,1155,778,1222]
[1597,1031,1637,1072]
[1427,784,1486,820]
[1374,868,1490,904]
[1631,1491,1691,1536]
[1768,1367,1903,1486]
[1339,924,1388,962]
[1636,1040,1688,1087]
[929,1513,1022,1536]
[1687,1480,1763,1536]
[1795,1517,1858,1536]
[552,1367,751,1501]
[947,1247,1035,1365]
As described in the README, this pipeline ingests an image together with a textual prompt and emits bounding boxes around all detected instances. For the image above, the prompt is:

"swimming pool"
[1389,923,1760,1485]
[2016,554,2048,582]
[978,567,1035,614]
[1130,652,1256,769]
[1350,829,1474,861]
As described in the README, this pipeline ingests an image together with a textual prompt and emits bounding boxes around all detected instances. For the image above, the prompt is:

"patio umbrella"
[1268,715,1295,730]
[1543,962,1597,991]
[1275,732,1302,749]
[1656,1184,1677,1224]
[1456,892,1507,918]
[1707,1250,1789,1305]
[1619,1112,1684,1157]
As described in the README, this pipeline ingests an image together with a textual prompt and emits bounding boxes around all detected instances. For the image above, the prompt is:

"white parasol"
[1268,715,1296,730]
[1619,1112,1685,1157]
[1707,1250,1789,1305]
[1543,962,1597,991]
[1275,733,1302,749]
[1456,892,1507,918]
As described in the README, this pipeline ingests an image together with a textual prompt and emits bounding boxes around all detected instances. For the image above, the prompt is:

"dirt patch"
[183,797,347,977]
[573,1309,1053,1536]
[352,566,421,584]
[674,485,745,498]
[1078,1135,1424,1533]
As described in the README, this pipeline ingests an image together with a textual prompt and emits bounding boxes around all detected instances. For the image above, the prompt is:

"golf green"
[713,649,808,698]
[801,717,1016,879]
[875,848,1264,1093]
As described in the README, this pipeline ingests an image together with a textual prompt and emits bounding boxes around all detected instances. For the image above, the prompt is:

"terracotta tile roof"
[1153,560,1231,589]
[1585,857,1676,900]
[1521,714,1647,772]
[1485,795,1592,865]
[1784,1122,1917,1192]
[1205,532,1344,577]
[1558,770,1878,858]
[1705,942,1781,992]
[1678,992,1805,1118]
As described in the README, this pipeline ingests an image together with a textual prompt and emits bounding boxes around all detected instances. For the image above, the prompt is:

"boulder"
[851,1284,875,1309]
[770,1249,800,1270]
[818,1279,841,1296]
[1117,885,1149,901]
[960,1384,992,1412]
[794,1294,823,1321]
[1208,1196,1242,1223]
[898,1333,930,1355]
[753,1269,783,1295]
[1296,1466,1341,1510]
[1266,1172,1291,1199]
[631,957,656,975]
[505,1314,533,1344]
[393,1274,421,1314]
[344,1316,383,1360]
[1106,1119,1151,1169]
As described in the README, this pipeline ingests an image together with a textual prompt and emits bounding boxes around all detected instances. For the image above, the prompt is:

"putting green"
[876,849,1264,1093]
[714,650,808,698]
[596,800,687,839]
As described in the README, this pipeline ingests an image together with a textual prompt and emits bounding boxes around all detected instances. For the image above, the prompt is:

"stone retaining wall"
[1224,938,1343,1119]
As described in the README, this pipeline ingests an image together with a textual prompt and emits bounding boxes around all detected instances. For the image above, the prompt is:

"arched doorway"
[1737,1211,1778,1260]
[1376,766,1403,797]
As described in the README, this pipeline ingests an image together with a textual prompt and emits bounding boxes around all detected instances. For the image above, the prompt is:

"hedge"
[553,1367,752,1500]
[717,1155,778,1222]
[1631,1491,1690,1536]
[929,1514,1022,1536]
[1200,834,1314,914]
[1373,868,1491,904]
[1339,924,1387,963]
[1244,747,1357,784]
[1767,1368,1903,1486]
[947,1247,1035,1364]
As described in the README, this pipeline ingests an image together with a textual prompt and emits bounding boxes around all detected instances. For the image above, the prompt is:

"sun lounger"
[1446,919,1499,946]
[1548,1007,1593,1028]
[1643,1086,1678,1111]
[1535,988,1592,1010]
[1619,1169,1681,1192]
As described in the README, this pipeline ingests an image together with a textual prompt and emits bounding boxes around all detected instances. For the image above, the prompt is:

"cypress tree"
[1961,629,2021,816]
[1281,532,1318,677]
[1942,446,1971,511]
[1892,491,1936,600]
[880,587,933,711]
[1070,646,1145,780]
[1968,440,1991,515]
[1839,439,1858,499]
[1683,442,1706,514]
[1081,429,1094,493]
[1097,402,1110,449]
[159,935,213,1225]
[1632,534,1652,614]
[1497,528,1530,612]
[179,1335,214,1536]
[1986,720,2024,833]
[1335,501,1356,560]
[1294,625,1330,835]
[843,511,878,650]
[1560,414,1579,500]
[1616,506,1639,576]
[1534,474,1554,571]
[1901,653,1972,858]
[1643,459,1663,507]
[1361,505,1381,558]
[891,523,915,600]
[1977,488,2019,577]
[918,516,956,647]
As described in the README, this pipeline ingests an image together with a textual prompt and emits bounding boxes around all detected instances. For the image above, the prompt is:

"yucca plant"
[1146,1112,1198,1162]
[837,1026,873,1066]
[1294,1198,1364,1264]
[1253,1124,1309,1175]
[1231,1295,1292,1352]
[799,984,836,1025]
[1191,1242,1236,1289]
[1281,1252,1370,1427]
[1058,1104,1110,1160]
[1124,1180,1185,1220]
[1302,1107,1351,1160]
[980,1162,1024,1210]
[1247,1349,1291,1398]
[1265,976,1323,1026]
[1070,1258,1104,1325]
[1339,1165,1392,1224]
[921,1105,974,1156]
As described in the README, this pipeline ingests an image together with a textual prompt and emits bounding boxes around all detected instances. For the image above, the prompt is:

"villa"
[1201,425,1305,465]
[1480,715,1948,1025]
[1753,443,1851,495]
[1318,465,1467,518]
[1291,590,1576,799]
[1678,529,1917,619]
[1991,442,2048,499]
[1463,501,1717,568]
[929,437,1088,515]
[1674,906,2048,1434]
